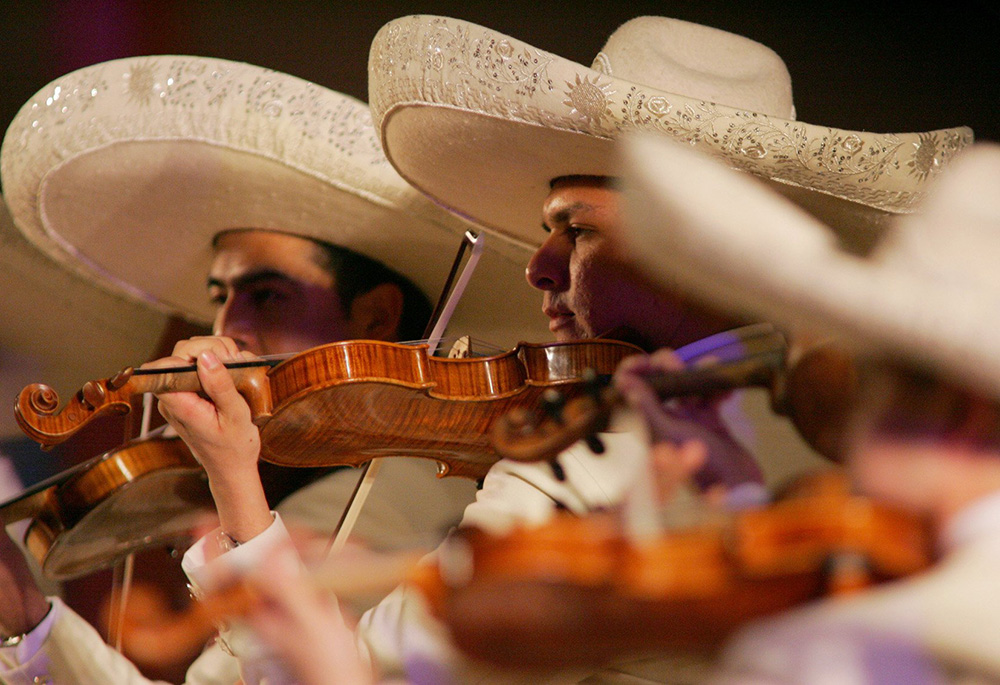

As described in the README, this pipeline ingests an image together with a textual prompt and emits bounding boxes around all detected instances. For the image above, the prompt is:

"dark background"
[1,0,998,160]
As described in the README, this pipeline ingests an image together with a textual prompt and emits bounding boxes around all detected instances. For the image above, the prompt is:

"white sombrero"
[0,195,168,438]
[620,134,1000,398]
[1,55,546,347]
[368,15,973,254]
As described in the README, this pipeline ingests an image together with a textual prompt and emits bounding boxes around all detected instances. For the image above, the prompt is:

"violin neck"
[648,351,783,399]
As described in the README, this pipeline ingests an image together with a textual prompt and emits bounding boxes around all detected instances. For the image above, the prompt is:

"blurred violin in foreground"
[413,472,931,670]
[106,473,929,672]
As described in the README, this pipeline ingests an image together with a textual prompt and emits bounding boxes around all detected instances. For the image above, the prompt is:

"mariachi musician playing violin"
[355,15,967,683]
[242,141,996,685]
[2,17,972,685]
[0,55,545,683]
[619,136,1000,683]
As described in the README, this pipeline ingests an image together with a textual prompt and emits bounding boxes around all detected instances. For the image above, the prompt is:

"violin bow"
[326,231,486,556]
[106,392,160,650]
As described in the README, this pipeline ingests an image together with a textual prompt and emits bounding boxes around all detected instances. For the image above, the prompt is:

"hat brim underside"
[384,104,907,255]
[23,137,548,346]
[34,140,461,324]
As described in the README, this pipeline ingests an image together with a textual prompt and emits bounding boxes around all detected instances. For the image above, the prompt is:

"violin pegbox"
[15,368,139,446]
[489,367,615,466]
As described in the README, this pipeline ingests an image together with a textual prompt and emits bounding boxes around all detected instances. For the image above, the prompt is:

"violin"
[110,473,930,672]
[0,430,330,580]
[413,472,931,670]
[491,335,857,464]
[115,547,424,666]
[16,338,643,481]
[0,432,215,580]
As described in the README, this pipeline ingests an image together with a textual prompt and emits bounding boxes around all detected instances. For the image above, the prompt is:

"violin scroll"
[16,378,135,446]
[491,371,615,463]
[15,363,274,448]
[23,384,60,415]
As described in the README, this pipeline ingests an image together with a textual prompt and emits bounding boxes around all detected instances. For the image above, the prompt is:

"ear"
[346,283,405,342]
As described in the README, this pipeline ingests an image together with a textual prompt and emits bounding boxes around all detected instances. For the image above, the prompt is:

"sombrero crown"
[1,55,546,346]
[369,15,972,253]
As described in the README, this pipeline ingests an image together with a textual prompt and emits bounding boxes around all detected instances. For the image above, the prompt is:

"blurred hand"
[615,348,763,498]
[245,544,374,685]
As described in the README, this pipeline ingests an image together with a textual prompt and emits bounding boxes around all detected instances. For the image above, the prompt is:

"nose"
[525,233,569,292]
[213,295,253,352]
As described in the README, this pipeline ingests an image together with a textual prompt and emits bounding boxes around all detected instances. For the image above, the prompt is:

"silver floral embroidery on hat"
[368,16,973,213]
[5,56,390,181]
[563,74,614,127]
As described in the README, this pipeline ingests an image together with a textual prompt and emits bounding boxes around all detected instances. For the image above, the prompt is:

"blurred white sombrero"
[0,195,168,438]
[621,134,1000,398]
[1,55,546,348]
[368,15,972,254]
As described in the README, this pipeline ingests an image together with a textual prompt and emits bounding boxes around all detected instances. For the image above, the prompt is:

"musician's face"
[526,177,726,348]
[208,231,351,356]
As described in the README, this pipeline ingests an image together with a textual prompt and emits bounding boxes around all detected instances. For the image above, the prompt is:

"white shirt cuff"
[182,511,290,596]
[0,597,59,669]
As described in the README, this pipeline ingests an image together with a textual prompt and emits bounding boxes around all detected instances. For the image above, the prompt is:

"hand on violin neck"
[615,348,764,494]
[648,441,708,503]
[142,336,271,543]
[0,530,50,638]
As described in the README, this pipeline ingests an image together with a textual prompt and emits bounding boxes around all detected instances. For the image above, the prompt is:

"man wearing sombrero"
[63,15,967,685]
[619,134,1000,682]
[359,13,971,683]
[0,54,546,682]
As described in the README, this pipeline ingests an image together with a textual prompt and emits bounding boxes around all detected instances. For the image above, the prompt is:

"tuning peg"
[581,368,606,397]
[540,389,566,425]
[584,435,606,455]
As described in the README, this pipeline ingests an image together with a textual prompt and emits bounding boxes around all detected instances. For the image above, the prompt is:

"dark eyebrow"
[206,269,297,291]
[542,202,596,233]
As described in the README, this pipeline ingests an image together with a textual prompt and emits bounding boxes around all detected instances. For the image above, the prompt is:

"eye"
[251,287,285,308]
[208,289,227,307]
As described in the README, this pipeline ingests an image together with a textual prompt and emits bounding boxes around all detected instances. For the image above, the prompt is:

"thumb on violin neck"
[197,352,249,417]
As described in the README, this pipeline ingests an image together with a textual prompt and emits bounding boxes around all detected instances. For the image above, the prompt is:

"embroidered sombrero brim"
[1,55,547,347]
[0,195,168,437]
[620,134,1000,398]
[369,15,973,254]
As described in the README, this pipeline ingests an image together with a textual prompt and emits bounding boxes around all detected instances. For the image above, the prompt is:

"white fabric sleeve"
[180,512,301,685]
[0,597,168,685]
[0,598,56,671]
[181,511,288,596]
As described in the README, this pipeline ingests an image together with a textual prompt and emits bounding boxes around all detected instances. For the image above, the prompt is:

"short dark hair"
[311,240,432,342]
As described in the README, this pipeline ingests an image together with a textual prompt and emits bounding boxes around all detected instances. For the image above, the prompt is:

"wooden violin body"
[16,339,642,481]
[0,435,214,579]
[415,473,931,670]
